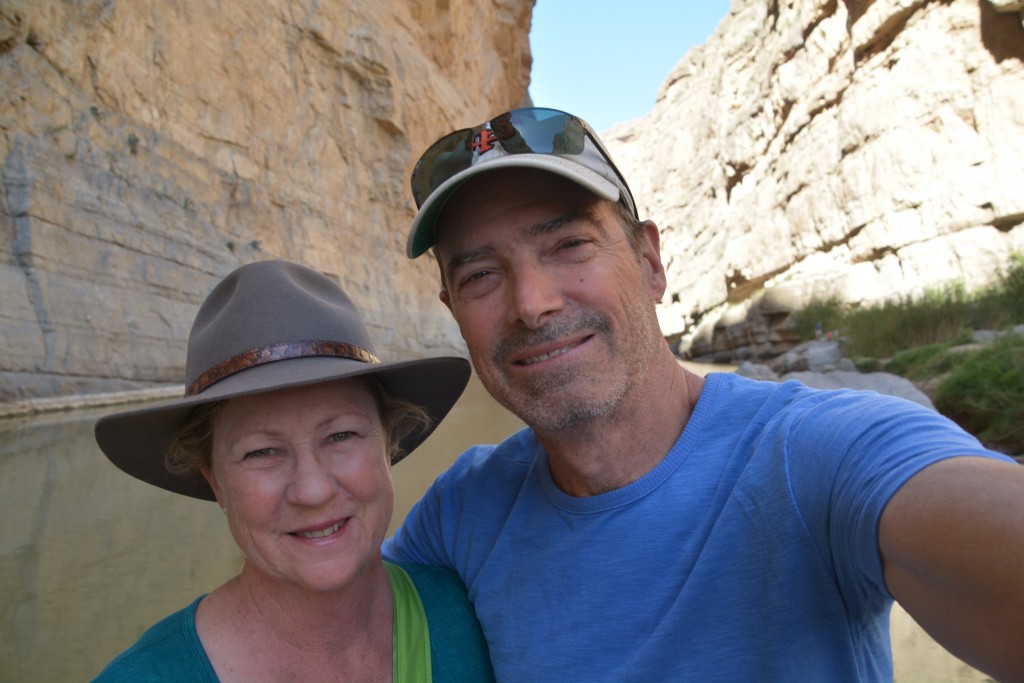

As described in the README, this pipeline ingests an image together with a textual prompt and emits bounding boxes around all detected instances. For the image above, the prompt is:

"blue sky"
[529,2,732,132]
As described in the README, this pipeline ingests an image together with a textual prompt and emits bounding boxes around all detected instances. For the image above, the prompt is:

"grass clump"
[793,254,1024,357]
[934,335,1024,454]
[840,287,978,358]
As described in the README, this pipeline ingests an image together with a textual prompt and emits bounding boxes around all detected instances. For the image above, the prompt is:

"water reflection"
[0,369,987,682]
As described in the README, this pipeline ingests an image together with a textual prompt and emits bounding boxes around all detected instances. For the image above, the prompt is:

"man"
[384,107,1024,681]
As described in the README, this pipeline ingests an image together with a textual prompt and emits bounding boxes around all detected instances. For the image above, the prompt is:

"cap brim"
[406,153,621,258]
[95,355,471,501]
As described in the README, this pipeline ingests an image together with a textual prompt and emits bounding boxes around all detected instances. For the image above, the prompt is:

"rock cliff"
[5,0,1023,400]
[607,0,1024,361]
[0,0,532,402]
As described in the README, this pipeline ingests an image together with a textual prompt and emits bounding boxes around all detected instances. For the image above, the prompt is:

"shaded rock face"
[0,0,532,401]
[607,0,1024,361]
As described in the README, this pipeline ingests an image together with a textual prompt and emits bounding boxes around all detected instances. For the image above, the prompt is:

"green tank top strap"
[384,561,432,683]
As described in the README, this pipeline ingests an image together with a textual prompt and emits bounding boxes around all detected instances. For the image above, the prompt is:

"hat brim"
[95,355,471,501]
[406,153,621,258]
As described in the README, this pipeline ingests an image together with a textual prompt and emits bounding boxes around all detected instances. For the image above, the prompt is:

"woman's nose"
[287,450,335,506]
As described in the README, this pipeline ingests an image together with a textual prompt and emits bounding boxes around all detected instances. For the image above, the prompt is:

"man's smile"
[515,336,591,366]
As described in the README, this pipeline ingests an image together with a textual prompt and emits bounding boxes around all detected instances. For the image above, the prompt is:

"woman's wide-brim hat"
[95,259,471,501]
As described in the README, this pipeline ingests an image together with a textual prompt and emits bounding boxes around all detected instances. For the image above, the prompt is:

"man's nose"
[507,262,564,329]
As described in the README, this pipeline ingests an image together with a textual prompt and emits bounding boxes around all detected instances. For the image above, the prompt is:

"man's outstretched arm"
[880,456,1024,683]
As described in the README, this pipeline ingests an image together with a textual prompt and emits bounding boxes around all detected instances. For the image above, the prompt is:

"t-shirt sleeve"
[783,390,1013,607]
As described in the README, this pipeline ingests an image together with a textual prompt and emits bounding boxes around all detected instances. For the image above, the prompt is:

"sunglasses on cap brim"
[409,107,637,216]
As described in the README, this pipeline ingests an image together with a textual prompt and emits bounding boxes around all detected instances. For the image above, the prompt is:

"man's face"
[434,168,667,432]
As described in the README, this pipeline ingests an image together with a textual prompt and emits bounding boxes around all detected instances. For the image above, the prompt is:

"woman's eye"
[329,431,355,443]
[244,447,276,459]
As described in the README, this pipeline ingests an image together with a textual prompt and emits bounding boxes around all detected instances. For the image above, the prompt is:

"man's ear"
[638,220,667,300]
[433,248,454,313]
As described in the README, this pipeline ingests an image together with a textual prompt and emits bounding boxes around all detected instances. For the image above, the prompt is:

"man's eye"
[460,269,492,287]
[558,237,593,252]
[451,266,501,298]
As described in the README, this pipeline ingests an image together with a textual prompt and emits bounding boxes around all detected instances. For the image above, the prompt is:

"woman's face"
[202,377,394,593]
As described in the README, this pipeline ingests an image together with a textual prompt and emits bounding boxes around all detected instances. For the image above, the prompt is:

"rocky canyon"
[2,0,1023,403]
[607,0,1024,360]
[1,0,532,404]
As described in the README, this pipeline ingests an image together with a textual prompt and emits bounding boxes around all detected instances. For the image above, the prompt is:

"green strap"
[384,561,432,683]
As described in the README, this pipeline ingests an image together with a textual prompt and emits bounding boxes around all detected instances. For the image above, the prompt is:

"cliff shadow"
[980,1,1024,63]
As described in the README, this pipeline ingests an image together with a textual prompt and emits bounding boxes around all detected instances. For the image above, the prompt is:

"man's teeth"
[521,341,582,366]
[298,522,341,539]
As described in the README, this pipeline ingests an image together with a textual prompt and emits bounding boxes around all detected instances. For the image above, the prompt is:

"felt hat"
[95,259,470,501]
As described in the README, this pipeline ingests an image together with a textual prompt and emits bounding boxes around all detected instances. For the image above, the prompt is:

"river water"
[0,369,988,682]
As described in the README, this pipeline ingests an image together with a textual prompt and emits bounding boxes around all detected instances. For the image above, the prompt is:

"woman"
[92,259,493,681]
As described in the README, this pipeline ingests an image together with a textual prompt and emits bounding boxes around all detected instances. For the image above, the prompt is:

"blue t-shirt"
[91,562,492,682]
[384,373,1013,682]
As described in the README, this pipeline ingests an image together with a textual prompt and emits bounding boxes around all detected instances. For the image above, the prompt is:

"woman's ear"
[200,464,226,511]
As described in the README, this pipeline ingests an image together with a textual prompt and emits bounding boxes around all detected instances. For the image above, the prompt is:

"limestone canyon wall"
[0,0,532,402]
[607,0,1024,360]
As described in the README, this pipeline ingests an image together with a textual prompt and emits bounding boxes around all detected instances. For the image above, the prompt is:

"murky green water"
[0,371,988,682]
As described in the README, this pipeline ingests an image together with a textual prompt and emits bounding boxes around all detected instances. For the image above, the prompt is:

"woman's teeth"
[298,522,341,539]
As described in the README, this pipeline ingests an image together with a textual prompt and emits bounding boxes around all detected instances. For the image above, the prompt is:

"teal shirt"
[92,562,493,682]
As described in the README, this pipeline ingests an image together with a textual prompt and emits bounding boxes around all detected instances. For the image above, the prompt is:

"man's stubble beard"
[480,309,659,434]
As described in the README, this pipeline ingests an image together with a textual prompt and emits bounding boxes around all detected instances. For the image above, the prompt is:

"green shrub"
[998,253,1024,323]
[934,334,1024,454]
[883,342,963,379]
[851,357,882,373]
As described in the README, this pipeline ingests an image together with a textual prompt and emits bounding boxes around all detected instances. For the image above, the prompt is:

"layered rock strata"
[0,0,532,402]
[608,0,1024,361]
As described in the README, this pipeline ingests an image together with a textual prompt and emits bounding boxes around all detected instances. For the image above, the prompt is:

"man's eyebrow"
[444,244,496,280]
[524,207,602,239]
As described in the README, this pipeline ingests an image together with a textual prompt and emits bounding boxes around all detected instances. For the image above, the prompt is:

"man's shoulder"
[445,426,541,479]
[707,371,987,462]
[697,371,939,450]
[705,370,907,417]
[700,371,823,419]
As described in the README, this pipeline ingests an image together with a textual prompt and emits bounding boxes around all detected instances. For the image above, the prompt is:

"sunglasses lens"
[411,108,588,208]
[410,128,475,208]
